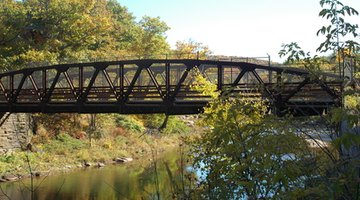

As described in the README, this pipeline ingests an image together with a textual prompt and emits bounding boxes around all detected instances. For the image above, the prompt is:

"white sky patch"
[120,0,360,63]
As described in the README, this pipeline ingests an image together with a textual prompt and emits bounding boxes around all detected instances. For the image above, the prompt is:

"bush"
[161,116,191,135]
[139,114,191,135]
[139,114,165,128]
[114,115,145,133]
[0,153,15,163]
[111,127,128,137]
[43,133,85,155]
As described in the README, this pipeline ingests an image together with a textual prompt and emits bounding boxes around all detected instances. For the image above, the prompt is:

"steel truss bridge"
[0,59,342,116]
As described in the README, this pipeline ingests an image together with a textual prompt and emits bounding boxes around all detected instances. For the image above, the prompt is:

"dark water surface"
[1,150,189,200]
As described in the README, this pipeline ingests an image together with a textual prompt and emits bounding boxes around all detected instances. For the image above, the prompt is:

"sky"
[119,0,360,63]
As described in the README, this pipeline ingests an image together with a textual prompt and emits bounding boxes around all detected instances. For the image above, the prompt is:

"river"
[0,149,193,200]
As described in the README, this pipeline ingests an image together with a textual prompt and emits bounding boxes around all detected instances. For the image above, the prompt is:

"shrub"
[114,115,145,133]
[139,114,191,135]
[161,116,191,135]
[0,153,15,163]
[111,127,128,137]
[43,133,85,155]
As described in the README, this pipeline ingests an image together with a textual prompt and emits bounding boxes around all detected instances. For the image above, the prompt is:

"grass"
[0,113,197,177]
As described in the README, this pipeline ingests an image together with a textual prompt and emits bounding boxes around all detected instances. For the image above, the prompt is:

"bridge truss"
[0,59,342,115]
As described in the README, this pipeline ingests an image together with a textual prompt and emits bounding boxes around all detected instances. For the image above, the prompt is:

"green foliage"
[0,0,171,70]
[279,42,334,77]
[43,133,85,155]
[317,0,359,53]
[114,115,145,133]
[190,67,219,98]
[0,153,15,163]
[189,73,314,198]
[278,0,360,198]
[279,42,310,63]
[280,0,359,74]
[173,39,212,59]
[139,114,191,135]
[138,114,165,129]
[192,96,314,199]
[355,72,360,79]
[344,93,360,111]
[161,116,190,135]
[129,16,170,56]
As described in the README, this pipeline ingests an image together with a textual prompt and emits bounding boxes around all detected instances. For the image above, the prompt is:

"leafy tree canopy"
[0,0,171,70]
[173,39,212,59]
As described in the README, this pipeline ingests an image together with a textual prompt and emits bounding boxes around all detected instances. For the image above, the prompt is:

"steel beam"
[283,77,310,102]
[251,70,274,100]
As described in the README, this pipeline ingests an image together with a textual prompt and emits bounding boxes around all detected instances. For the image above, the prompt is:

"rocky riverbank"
[0,132,191,184]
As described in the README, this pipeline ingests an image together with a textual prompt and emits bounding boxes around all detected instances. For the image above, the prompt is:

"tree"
[0,0,171,69]
[0,0,114,68]
[190,71,315,199]
[173,39,212,59]
[189,0,360,198]
[130,16,170,56]
[316,0,359,77]
[278,0,360,198]
[106,0,136,54]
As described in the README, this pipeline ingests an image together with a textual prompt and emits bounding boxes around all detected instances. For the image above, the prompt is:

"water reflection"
[1,150,193,200]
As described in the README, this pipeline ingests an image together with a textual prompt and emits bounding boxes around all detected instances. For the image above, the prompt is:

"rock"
[3,174,18,181]
[114,157,133,163]
[65,165,72,169]
[114,158,125,163]
[0,178,7,182]
[84,161,91,167]
[97,162,105,168]
[32,171,41,177]
[186,121,195,126]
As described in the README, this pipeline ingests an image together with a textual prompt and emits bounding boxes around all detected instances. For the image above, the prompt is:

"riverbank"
[0,129,196,183]
[0,147,195,200]
[0,113,200,182]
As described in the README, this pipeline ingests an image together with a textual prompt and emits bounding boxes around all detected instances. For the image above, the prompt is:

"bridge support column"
[0,113,32,154]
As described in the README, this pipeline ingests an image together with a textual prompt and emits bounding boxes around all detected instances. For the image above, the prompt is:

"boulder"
[114,157,133,163]
[97,162,105,168]
[84,161,91,167]
[31,171,41,177]
[3,174,18,181]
